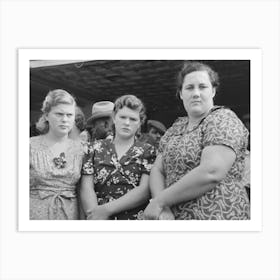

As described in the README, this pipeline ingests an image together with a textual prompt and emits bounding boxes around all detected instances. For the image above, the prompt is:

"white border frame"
[19,48,262,232]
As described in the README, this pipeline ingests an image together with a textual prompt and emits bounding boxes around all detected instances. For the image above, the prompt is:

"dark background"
[30,60,250,128]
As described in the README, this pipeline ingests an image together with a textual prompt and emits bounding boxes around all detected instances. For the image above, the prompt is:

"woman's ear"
[179,90,183,100]
[212,88,216,98]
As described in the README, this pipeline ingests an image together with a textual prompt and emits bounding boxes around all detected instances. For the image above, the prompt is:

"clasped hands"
[86,205,111,220]
[143,198,175,220]
[86,199,175,220]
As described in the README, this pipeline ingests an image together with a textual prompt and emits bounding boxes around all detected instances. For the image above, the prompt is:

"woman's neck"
[113,134,135,160]
[68,126,80,140]
[188,116,204,127]
[113,134,134,147]
[44,130,68,144]
[188,108,212,128]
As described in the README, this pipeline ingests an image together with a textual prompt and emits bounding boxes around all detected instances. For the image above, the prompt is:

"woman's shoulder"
[83,138,110,154]
[133,140,156,159]
[208,106,237,118]
[30,135,42,142]
[202,106,248,140]
[68,138,85,153]
[164,116,188,136]
[30,135,43,149]
[173,116,188,126]
[204,106,241,125]
[94,138,112,148]
[135,139,154,151]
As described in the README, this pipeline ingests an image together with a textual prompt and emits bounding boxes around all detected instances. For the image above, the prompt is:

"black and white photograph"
[1,1,279,279]
[19,49,261,231]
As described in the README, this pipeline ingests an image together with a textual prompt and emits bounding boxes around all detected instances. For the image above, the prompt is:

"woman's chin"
[188,105,212,119]
[188,108,204,117]
[56,129,70,137]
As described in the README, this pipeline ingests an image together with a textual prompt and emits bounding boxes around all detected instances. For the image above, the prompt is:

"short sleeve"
[81,142,94,175]
[202,108,249,155]
[141,144,157,174]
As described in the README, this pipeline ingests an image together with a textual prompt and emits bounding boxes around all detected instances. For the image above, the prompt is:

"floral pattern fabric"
[159,106,250,220]
[30,136,84,220]
[82,139,156,220]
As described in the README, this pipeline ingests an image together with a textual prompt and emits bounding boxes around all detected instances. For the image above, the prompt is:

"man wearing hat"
[139,119,167,150]
[86,101,114,141]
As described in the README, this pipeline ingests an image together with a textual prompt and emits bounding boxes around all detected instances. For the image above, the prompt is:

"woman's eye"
[67,114,73,117]
[199,85,208,89]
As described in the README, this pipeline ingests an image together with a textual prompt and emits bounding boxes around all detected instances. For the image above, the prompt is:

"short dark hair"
[176,61,220,97]
[113,95,146,125]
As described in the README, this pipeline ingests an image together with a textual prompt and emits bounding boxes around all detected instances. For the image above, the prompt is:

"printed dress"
[159,106,250,220]
[82,139,156,220]
[30,136,84,220]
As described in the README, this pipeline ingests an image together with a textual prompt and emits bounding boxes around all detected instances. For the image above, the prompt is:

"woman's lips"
[59,125,69,129]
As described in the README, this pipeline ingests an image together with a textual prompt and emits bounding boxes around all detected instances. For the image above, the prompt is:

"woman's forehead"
[50,103,75,112]
[116,106,140,116]
[183,70,211,83]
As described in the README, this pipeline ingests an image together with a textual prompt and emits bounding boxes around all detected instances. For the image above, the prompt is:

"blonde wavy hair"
[36,89,76,134]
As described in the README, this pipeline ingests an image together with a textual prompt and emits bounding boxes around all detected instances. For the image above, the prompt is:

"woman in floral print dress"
[80,95,156,220]
[144,61,250,220]
[30,89,84,220]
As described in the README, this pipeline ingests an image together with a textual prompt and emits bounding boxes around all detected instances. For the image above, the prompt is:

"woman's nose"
[192,88,201,97]
[61,114,67,121]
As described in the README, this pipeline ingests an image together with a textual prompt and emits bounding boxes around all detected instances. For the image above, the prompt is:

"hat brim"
[148,123,166,134]
[86,111,112,124]
[151,126,166,134]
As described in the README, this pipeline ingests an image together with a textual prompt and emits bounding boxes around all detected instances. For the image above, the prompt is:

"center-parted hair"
[176,61,220,97]
[36,89,76,134]
[113,95,146,125]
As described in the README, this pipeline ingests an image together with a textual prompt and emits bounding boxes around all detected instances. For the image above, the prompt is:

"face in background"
[79,130,90,142]
[90,116,113,140]
[148,127,163,147]
[180,71,215,119]
[113,106,141,140]
[45,104,75,137]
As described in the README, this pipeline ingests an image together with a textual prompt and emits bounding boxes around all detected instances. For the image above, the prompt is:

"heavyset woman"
[144,61,250,220]
[81,95,156,220]
[30,89,84,220]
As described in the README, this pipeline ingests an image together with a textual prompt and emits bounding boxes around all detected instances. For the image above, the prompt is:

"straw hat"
[87,101,114,124]
[147,120,167,134]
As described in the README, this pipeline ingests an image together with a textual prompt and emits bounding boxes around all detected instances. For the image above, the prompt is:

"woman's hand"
[159,207,175,220]
[86,205,111,220]
[143,199,164,220]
